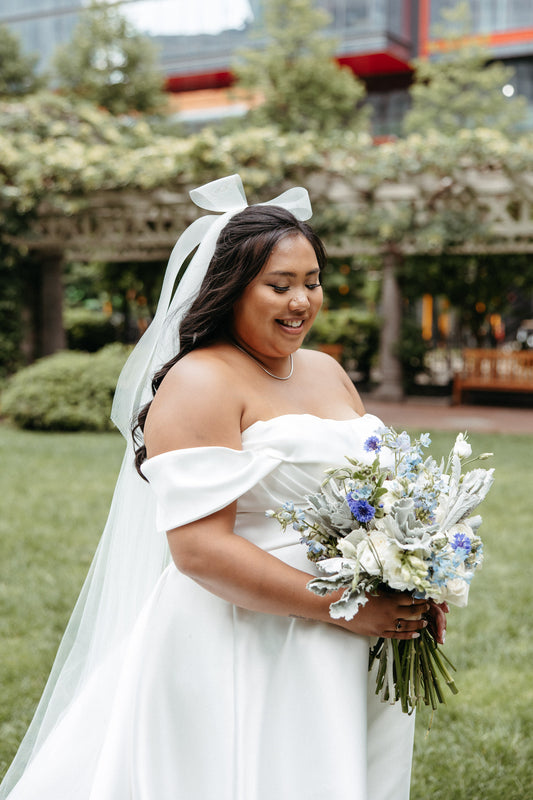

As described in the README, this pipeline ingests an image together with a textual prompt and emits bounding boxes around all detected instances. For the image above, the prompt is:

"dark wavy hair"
[132,204,327,474]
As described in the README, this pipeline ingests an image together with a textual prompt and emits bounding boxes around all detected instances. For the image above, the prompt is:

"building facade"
[1,0,532,132]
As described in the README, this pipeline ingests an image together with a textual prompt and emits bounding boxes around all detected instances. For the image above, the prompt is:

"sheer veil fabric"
[0,176,314,797]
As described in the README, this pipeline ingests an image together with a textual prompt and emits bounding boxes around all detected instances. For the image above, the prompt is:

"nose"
[288,289,310,311]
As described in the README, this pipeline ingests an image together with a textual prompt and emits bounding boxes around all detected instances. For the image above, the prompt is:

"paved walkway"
[360,395,533,435]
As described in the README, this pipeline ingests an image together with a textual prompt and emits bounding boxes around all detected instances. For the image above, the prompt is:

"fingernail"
[412,632,420,638]
[442,631,446,644]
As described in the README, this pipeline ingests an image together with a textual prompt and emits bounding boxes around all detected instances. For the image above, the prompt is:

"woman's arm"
[144,351,440,642]
[167,503,430,641]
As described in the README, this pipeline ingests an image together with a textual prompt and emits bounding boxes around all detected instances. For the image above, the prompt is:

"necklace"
[233,343,294,381]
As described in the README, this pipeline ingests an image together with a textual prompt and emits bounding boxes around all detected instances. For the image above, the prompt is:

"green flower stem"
[426,636,459,695]
[374,644,388,697]
[419,637,439,710]
[392,640,408,712]
[410,640,420,708]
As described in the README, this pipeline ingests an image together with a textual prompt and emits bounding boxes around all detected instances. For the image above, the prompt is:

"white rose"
[356,531,394,577]
[440,577,470,607]
[453,433,472,459]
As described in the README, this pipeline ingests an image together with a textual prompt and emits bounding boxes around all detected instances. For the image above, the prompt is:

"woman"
[1,176,445,800]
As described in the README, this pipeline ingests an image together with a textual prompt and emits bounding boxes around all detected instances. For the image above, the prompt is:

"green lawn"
[1,426,532,797]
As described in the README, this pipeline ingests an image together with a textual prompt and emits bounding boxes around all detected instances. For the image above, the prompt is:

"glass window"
[430,0,533,35]
[507,0,533,29]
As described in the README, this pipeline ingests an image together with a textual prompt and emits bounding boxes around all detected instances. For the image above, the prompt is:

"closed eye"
[269,283,321,293]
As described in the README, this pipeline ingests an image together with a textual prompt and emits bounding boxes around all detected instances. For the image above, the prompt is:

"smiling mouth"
[277,319,304,329]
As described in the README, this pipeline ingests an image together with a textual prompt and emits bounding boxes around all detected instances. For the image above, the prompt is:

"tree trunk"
[40,251,66,356]
[374,248,404,402]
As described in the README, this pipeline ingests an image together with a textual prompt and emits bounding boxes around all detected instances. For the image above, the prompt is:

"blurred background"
[1,7,533,798]
[1,0,533,428]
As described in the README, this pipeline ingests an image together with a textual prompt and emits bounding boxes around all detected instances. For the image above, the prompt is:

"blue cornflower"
[451,532,472,553]
[346,493,376,523]
[364,435,382,453]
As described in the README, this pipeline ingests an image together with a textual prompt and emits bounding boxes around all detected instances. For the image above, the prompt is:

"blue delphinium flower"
[451,532,472,553]
[346,493,375,523]
[396,431,412,452]
[364,435,382,453]
[420,433,432,448]
[429,551,456,586]
[348,484,371,500]
[302,538,326,556]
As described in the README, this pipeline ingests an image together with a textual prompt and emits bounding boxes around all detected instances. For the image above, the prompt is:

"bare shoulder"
[143,349,244,457]
[298,348,366,415]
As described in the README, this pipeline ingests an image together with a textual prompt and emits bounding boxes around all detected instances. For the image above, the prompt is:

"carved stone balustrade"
[8,170,533,380]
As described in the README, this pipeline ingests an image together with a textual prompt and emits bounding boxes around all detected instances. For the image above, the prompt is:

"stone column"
[374,248,404,402]
[40,250,66,356]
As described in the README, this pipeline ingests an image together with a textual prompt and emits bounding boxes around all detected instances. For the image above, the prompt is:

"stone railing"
[10,170,533,378]
[14,170,533,262]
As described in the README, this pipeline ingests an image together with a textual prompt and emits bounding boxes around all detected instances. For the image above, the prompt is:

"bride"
[1,175,445,800]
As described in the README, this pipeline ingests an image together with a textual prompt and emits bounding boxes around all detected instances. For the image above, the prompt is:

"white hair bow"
[111,174,312,437]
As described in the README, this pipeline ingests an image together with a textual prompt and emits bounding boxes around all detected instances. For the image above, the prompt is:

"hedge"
[1,343,131,431]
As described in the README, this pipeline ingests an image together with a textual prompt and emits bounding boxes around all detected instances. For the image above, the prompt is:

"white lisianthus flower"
[379,480,402,514]
[453,433,472,459]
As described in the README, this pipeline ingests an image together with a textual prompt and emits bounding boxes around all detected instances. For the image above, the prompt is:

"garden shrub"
[0,343,131,431]
[64,307,118,352]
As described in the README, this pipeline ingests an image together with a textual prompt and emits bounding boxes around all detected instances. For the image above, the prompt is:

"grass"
[410,431,533,800]
[0,425,124,778]
[1,426,532,797]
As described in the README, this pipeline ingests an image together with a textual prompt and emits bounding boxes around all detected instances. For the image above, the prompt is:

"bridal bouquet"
[267,427,494,715]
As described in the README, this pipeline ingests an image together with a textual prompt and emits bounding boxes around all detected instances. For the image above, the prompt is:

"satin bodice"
[141,413,384,554]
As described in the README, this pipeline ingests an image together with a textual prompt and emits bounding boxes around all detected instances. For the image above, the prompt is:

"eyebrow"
[264,269,320,278]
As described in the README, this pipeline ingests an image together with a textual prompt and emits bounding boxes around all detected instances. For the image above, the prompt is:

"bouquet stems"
[369,631,457,714]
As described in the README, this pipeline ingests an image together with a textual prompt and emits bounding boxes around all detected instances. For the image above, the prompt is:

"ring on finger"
[395,619,403,631]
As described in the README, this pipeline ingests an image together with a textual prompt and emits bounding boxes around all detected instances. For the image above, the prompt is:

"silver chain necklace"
[233,344,294,381]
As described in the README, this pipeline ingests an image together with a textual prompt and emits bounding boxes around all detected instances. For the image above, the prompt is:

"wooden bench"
[453,348,533,404]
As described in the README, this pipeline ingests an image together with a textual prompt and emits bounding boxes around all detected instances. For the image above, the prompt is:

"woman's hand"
[336,590,430,640]
[425,599,449,645]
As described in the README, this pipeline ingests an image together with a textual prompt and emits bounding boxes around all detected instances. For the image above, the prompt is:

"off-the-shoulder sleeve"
[141,446,281,531]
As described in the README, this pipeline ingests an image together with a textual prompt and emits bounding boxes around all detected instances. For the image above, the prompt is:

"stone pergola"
[12,170,533,398]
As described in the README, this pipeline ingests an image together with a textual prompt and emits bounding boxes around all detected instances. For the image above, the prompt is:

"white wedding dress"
[5,414,414,800]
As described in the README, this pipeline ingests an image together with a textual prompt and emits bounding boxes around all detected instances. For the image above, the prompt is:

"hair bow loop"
[261,186,312,221]
[190,174,247,213]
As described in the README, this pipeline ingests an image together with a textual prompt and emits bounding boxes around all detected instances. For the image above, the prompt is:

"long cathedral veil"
[0,175,312,796]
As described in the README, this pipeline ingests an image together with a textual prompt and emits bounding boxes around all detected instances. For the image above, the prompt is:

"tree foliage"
[1,92,533,376]
[53,1,165,115]
[0,24,43,98]
[403,1,527,137]
[234,0,369,135]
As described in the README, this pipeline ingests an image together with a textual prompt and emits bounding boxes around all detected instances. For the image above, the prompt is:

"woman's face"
[232,233,323,361]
